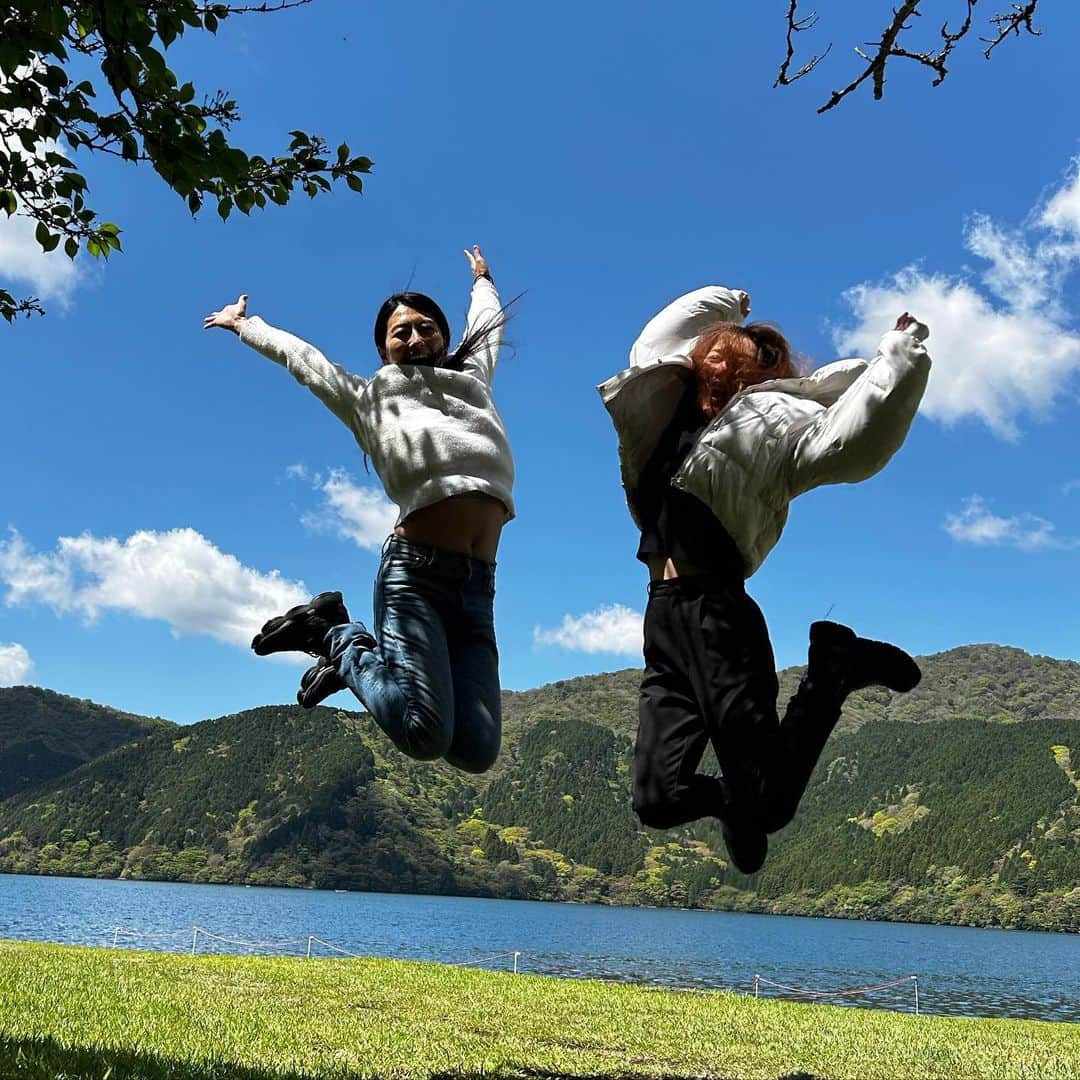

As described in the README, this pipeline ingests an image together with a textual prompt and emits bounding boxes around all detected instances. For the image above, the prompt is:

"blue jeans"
[325,537,501,773]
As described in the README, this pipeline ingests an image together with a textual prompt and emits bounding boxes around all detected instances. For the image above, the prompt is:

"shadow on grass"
[433,1070,821,1079]
[2,1037,821,1080]
[1,1037,317,1080]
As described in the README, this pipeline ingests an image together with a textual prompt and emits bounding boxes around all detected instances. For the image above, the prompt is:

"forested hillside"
[2,644,1079,931]
[0,686,174,799]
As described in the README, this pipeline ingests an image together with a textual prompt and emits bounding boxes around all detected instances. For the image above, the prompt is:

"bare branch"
[817,0,922,114]
[887,0,978,90]
[984,1,1042,58]
[774,0,1045,113]
[774,1,833,88]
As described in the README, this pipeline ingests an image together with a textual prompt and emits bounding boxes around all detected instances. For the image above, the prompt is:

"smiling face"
[382,305,448,366]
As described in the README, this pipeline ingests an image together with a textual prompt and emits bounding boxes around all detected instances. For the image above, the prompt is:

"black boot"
[251,591,350,657]
[296,656,347,709]
[808,621,921,696]
[761,622,921,834]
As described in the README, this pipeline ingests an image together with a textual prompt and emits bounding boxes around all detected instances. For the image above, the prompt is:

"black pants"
[633,576,841,834]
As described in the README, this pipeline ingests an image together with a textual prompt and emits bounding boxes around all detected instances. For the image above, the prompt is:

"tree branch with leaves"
[0,0,372,322]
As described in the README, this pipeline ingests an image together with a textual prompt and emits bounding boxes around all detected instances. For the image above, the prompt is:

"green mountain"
[0,686,174,800]
[2,644,1079,931]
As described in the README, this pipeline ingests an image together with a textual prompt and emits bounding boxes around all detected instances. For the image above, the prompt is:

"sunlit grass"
[1,940,1077,1078]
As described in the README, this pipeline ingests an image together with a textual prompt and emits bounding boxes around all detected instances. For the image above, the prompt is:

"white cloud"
[1041,167,1080,241]
[0,642,33,685]
[0,527,309,649]
[0,69,85,305]
[834,160,1080,440]
[1063,479,1080,496]
[298,468,397,551]
[943,496,1076,551]
[534,604,643,657]
[0,212,83,303]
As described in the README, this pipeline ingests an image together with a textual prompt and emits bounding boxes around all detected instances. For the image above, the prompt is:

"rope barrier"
[753,973,920,1014]
[449,950,521,973]
[191,926,309,949]
[111,924,921,1010]
[110,925,523,972]
[306,936,366,960]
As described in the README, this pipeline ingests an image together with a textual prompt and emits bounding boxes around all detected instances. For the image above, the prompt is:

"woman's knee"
[632,786,680,831]
[446,737,499,775]
[401,706,453,761]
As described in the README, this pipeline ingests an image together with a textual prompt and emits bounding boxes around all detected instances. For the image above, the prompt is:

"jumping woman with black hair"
[204,246,512,774]
[600,285,931,872]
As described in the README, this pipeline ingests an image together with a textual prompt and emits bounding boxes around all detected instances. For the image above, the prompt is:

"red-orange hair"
[690,323,799,420]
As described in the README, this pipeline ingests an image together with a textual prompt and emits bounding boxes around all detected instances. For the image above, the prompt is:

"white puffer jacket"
[598,286,932,577]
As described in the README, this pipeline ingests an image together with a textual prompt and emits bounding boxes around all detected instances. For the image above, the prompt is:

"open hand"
[737,291,751,318]
[464,244,491,281]
[204,294,249,334]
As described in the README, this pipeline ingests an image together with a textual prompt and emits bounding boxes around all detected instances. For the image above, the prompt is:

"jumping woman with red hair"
[600,285,932,873]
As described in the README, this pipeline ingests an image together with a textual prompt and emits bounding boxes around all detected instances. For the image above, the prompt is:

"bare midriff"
[646,555,709,583]
[396,492,507,562]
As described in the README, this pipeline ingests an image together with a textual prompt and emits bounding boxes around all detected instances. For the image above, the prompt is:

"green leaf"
[346,175,364,193]
[86,238,101,258]
[41,232,61,253]
[64,238,79,259]
[35,222,50,250]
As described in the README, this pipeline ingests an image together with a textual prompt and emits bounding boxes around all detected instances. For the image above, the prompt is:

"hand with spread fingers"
[204,294,249,334]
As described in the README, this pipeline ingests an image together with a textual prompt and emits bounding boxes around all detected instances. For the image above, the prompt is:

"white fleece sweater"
[239,278,515,524]
[600,285,931,577]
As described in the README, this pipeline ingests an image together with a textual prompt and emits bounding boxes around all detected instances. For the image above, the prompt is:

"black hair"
[372,287,518,372]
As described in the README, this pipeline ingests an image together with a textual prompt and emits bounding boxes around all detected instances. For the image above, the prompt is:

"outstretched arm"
[790,312,931,495]
[629,285,750,368]
[204,294,367,429]
[459,244,505,384]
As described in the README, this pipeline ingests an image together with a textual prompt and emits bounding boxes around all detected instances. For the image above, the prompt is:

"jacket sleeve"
[789,323,931,495]
[459,277,505,384]
[239,315,366,429]
[629,285,746,368]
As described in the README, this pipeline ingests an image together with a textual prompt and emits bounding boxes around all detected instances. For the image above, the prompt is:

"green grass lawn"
[1,940,1077,1079]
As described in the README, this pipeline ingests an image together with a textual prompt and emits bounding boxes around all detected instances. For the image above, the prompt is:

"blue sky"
[1,1,1079,724]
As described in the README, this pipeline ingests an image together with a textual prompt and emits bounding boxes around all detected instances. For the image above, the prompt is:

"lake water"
[2,873,1078,1022]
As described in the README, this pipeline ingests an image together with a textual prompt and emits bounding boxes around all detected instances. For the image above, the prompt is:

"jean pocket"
[386,548,430,571]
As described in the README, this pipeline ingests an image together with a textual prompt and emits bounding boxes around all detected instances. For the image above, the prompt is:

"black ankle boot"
[297,656,347,709]
[721,815,768,875]
[808,621,921,698]
[251,591,351,657]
